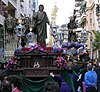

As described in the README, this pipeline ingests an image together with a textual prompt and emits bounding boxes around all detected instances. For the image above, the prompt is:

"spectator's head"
[2,83,12,92]
[44,81,60,92]
[2,77,12,92]
[10,77,21,90]
[87,63,93,70]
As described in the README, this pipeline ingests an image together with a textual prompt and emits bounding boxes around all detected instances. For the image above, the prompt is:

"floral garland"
[53,55,74,69]
[54,55,67,69]
[2,55,17,72]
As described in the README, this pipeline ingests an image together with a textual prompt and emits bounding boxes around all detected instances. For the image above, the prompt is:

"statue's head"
[39,4,44,12]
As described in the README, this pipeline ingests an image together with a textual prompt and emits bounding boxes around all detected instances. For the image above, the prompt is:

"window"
[29,0,31,7]
[90,13,92,25]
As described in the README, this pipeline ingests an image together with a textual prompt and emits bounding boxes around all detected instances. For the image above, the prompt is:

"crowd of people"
[0,76,22,92]
[0,59,99,92]
[48,60,100,92]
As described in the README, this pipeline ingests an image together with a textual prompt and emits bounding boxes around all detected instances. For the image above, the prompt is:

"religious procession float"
[1,41,90,77]
[0,11,91,91]
[0,41,90,91]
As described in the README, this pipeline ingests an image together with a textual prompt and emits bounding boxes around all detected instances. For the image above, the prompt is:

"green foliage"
[93,31,100,49]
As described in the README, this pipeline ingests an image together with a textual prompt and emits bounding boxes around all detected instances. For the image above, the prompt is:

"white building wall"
[24,0,29,17]
[15,0,39,18]
[86,0,100,31]
[34,0,38,12]
[15,0,21,18]
[24,0,36,18]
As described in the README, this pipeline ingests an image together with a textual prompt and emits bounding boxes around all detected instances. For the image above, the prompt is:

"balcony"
[20,2,24,7]
[96,12,100,16]
[2,0,8,5]
[96,4,100,16]
[97,17,100,24]
[8,0,17,8]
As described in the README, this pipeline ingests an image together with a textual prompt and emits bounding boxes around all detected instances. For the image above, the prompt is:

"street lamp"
[57,32,64,45]
[81,29,87,43]
[51,24,58,37]
[14,18,26,47]
[50,24,59,45]
[26,26,36,45]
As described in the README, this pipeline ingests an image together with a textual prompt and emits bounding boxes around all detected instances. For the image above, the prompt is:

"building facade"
[74,0,100,59]
[0,0,38,58]
[85,0,100,59]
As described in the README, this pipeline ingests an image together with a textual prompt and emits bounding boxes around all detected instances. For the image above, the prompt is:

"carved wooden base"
[9,67,61,78]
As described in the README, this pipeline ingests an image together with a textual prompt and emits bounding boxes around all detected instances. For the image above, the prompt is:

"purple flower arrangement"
[3,55,17,72]
[53,55,68,69]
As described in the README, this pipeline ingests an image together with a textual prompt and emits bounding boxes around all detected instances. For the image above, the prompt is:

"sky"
[38,0,75,26]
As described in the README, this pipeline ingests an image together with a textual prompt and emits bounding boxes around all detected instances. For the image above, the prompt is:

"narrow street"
[0,0,100,92]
